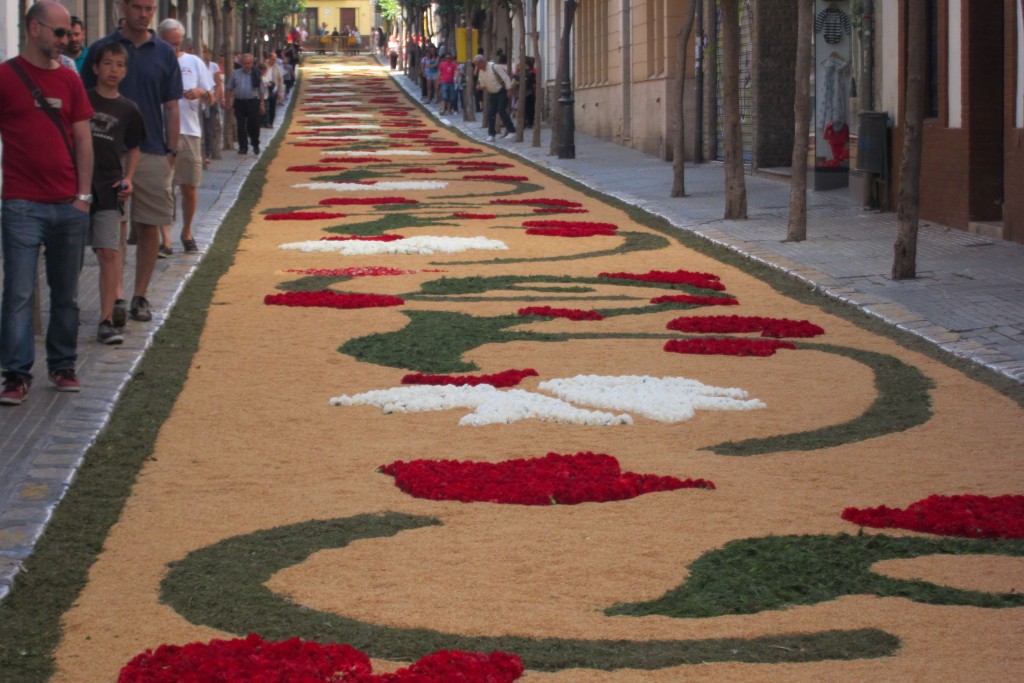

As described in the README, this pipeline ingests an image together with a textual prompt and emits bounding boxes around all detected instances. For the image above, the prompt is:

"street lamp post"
[557,0,577,159]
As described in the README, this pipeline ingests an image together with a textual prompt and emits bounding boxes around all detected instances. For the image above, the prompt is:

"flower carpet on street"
[32,57,1023,682]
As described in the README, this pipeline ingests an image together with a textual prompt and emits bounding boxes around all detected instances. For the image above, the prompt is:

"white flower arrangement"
[330,374,764,426]
[329,385,631,426]
[279,235,508,256]
[537,375,766,422]
[294,181,448,192]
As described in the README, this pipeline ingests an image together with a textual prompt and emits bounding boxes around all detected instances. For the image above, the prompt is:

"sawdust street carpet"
[15,57,1024,682]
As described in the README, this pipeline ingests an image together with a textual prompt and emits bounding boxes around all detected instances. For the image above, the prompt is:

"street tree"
[720,0,746,219]
[512,0,527,142]
[529,0,542,147]
[892,0,927,279]
[255,0,304,50]
[786,0,813,241]
[671,0,697,198]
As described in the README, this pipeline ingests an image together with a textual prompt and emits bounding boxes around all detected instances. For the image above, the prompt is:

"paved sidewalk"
[0,110,288,601]
[389,69,1024,385]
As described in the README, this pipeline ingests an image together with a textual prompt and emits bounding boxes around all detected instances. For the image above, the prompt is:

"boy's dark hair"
[92,41,129,66]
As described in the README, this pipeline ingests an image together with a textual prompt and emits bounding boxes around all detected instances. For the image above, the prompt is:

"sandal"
[182,238,198,253]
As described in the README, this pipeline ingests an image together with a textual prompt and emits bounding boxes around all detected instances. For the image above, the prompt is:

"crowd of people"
[0,0,296,405]
[416,43,537,142]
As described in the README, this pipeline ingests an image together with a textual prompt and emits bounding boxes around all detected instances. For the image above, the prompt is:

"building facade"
[562,0,1024,244]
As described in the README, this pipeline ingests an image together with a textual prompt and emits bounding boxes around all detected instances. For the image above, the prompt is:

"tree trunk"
[671,1,697,198]
[892,0,927,279]
[514,1,527,142]
[785,0,813,241]
[530,0,542,148]
[221,0,235,152]
[702,0,718,161]
[463,0,476,122]
[720,0,747,219]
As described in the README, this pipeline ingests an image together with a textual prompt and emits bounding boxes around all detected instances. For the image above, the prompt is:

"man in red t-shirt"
[0,0,95,405]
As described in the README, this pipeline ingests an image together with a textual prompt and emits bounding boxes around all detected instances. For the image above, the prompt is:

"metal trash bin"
[856,111,889,178]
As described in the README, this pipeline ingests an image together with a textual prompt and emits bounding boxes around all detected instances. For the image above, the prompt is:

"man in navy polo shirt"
[83,0,182,324]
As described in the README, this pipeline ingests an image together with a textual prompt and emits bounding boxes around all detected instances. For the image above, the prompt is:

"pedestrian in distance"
[262,53,285,128]
[0,0,95,404]
[86,41,145,345]
[82,0,183,325]
[67,15,89,74]
[225,54,266,155]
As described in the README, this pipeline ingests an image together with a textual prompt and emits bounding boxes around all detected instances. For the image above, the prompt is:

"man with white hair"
[158,19,214,256]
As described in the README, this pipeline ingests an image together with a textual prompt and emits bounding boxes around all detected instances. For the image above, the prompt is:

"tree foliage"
[256,0,305,33]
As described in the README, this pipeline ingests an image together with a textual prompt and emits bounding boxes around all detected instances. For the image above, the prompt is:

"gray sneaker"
[98,321,124,345]
[112,299,128,327]
[130,295,152,322]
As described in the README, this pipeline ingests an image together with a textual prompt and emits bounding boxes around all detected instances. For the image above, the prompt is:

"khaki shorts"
[174,135,203,187]
[131,152,175,226]
[90,209,121,250]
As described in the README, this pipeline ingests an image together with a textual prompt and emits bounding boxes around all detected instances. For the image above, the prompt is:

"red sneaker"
[0,376,30,405]
[49,368,81,392]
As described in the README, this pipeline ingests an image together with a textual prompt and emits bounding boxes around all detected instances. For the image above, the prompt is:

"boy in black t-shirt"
[87,42,145,344]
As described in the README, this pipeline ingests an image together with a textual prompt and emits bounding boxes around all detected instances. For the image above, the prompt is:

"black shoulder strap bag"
[6,58,76,160]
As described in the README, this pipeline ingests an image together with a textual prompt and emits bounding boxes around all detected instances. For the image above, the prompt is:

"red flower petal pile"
[319,197,419,205]
[319,234,406,242]
[664,337,796,356]
[533,207,589,214]
[286,166,349,173]
[518,306,605,320]
[284,267,432,277]
[125,635,523,681]
[451,160,514,169]
[526,226,616,237]
[666,315,825,338]
[380,452,715,505]
[118,634,370,682]
[321,157,391,164]
[401,368,539,388]
[265,211,345,220]
[600,269,726,291]
[453,212,497,219]
[491,198,583,207]
[264,291,405,309]
[462,174,530,182]
[650,294,739,306]
[841,494,1024,539]
[522,220,617,230]
[399,167,437,173]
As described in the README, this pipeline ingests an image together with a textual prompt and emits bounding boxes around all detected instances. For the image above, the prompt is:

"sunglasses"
[37,22,70,38]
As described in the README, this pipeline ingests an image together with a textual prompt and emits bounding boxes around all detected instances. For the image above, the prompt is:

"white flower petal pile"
[537,374,766,422]
[329,385,631,426]
[294,181,448,192]
[279,235,508,255]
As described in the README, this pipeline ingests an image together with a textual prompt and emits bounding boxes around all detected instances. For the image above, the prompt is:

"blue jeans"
[1,199,88,382]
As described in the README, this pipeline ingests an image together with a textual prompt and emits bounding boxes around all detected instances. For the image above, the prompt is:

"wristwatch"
[75,193,93,204]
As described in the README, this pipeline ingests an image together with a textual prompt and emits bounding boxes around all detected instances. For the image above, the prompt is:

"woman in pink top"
[438,53,457,115]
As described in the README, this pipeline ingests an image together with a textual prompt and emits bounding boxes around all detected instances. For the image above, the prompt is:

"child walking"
[86,42,145,343]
